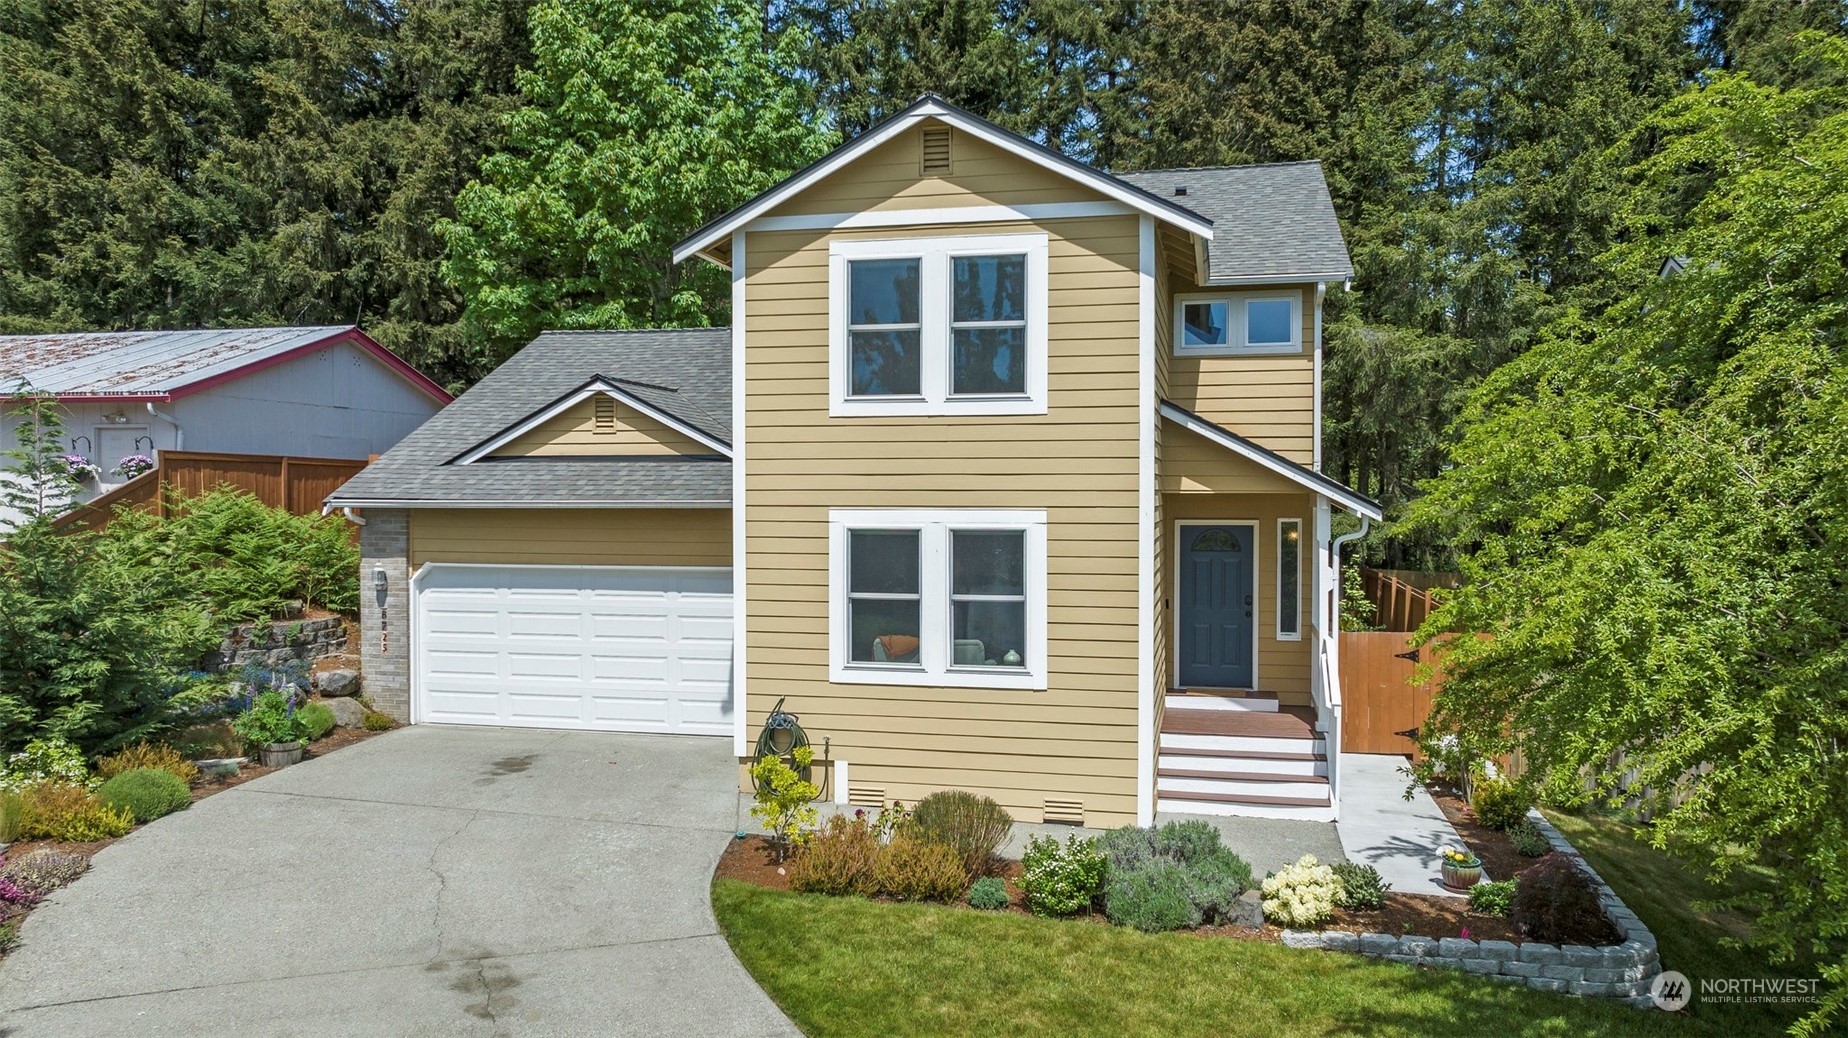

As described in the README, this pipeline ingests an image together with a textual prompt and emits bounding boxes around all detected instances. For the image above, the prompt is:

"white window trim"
[1276,517,1303,642]
[828,233,1050,417]
[829,508,1048,691]
[1173,290,1303,356]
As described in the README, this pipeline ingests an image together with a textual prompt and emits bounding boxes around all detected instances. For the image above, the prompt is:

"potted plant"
[113,453,155,480]
[53,453,99,483]
[232,690,307,767]
[1440,847,1483,890]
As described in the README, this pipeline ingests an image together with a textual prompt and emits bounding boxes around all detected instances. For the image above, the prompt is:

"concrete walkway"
[0,727,800,1038]
[1335,753,1474,897]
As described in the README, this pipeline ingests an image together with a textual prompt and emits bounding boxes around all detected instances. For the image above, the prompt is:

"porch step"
[1161,706,1318,739]
[1157,749,1326,778]
[1157,790,1336,822]
[1163,692,1279,713]
[1160,732,1326,756]
[1158,770,1329,801]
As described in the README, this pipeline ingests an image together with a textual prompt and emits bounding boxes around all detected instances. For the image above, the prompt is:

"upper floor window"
[830,233,1049,416]
[1174,290,1301,356]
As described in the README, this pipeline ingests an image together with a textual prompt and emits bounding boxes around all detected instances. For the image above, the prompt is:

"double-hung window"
[830,233,1049,416]
[830,509,1048,690]
[1174,290,1302,355]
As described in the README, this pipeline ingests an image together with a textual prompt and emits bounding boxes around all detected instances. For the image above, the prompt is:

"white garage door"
[413,564,733,735]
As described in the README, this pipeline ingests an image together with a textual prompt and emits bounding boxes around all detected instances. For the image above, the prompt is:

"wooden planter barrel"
[259,741,305,768]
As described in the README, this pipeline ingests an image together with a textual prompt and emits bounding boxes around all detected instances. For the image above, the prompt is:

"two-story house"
[328,96,1382,827]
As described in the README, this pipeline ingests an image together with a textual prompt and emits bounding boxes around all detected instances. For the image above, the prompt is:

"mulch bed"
[1427,784,1535,884]
[1327,893,1519,943]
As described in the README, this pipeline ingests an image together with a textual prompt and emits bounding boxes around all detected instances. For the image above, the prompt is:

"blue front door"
[1179,525,1255,688]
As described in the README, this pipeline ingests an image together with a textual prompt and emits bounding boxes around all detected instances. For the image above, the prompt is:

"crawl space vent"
[1043,798,1085,825]
[920,127,953,175]
[848,785,887,809]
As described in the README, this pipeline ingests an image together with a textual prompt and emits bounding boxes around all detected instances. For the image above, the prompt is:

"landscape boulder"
[324,697,367,728]
[316,669,360,697]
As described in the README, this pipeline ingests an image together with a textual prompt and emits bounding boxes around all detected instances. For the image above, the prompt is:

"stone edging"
[1281,808,1663,1009]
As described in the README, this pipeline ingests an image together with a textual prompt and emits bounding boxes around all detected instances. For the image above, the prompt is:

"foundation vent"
[920,127,953,176]
[1042,798,1085,825]
[848,785,887,809]
[593,394,617,432]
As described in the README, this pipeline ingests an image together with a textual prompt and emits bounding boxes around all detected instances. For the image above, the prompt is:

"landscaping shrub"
[749,747,819,862]
[1098,821,1254,928]
[97,768,193,823]
[0,849,90,896]
[967,876,1010,911]
[1,738,90,792]
[297,703,337,742]
[871,835,966,903]
[1510,853,1621,945]
[1105,860,1200,932]
[1331,861,1390,910]
[0,877,37,906]
[362,709,397,732]
[17,783,133,841]
[1508,821,1551,857]
[0,792,22,843]
[788,814,880,896]
[1019,833,1107,917]
[96,486,360,619]
[1260,855,1342,928]
[96,742,199,785]
[1469,879,1517,917]
[908,790,1012,881]
[231,691,306,749]
[0,921,15,954]
[1470,775,1531,831]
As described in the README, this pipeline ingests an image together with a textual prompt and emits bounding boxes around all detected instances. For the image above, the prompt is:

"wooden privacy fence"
[1339,630,1439,756]
[54,450,367,532]
[1360,568,1455,632]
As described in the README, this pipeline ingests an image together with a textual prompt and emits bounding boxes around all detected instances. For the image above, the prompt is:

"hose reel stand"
[751,697,829,799]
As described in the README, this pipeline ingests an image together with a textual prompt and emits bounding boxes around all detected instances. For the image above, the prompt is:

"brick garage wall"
[359,509,411,721]
[1283,809,1663,1008]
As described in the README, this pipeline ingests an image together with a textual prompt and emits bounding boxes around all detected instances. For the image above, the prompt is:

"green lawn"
[713,879,1749,1038]
[1543,808,1811,1036]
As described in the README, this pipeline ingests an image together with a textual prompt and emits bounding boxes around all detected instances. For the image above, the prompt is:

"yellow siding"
[764,119,1108,217]
[743,201,1144,826]
[1159,421,1306,495]
[1162,283,1316,464]
[1165,492,1315,705]
[492,395,712,458]
[409,509,731,568]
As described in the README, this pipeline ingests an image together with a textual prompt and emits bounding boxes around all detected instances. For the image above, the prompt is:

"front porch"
[1156,692,1333,821]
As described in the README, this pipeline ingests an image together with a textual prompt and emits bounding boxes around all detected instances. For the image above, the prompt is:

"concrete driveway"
[0,727,800,1038]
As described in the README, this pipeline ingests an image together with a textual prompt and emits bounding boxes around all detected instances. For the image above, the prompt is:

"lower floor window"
[830,509,1047,690]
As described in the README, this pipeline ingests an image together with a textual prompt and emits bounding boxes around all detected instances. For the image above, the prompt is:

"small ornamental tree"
[1,383,80,523]
[749,746,818,862]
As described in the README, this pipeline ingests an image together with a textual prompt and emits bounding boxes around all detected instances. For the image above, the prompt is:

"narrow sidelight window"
[1277,518,1302,640]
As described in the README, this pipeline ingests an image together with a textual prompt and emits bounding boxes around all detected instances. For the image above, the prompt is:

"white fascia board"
[1158,402,1383,521]
[748,200,1132,233]
[673,99,1213,266]
[327,499,731,510]
[455,379,731,464]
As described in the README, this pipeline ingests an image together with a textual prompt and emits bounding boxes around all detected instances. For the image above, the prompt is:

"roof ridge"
[536,327,730,337]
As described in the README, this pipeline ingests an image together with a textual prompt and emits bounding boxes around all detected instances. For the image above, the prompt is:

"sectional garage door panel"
[414,565,733,735]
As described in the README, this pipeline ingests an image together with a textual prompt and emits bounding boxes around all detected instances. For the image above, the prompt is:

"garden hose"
[751,697,829,800]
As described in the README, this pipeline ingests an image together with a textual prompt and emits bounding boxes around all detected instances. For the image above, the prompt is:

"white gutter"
[146,401,182,449]
[319,503,369,526]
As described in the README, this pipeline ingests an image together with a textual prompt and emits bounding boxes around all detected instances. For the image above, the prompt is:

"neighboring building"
[0,325,451,525]
[329,96,1382,827]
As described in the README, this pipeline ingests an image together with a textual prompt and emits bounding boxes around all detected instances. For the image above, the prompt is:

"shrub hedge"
[17,783,134,841]
[97,768,193,823]
[870,835,966,903]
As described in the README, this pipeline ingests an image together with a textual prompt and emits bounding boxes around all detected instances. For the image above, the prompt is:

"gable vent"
[848,785,887,809]
[920,127,953,176]
[1043,798,1085,825]
[593,394,617,432]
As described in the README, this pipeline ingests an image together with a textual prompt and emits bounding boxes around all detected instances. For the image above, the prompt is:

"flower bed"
[1281,810,1662,1007]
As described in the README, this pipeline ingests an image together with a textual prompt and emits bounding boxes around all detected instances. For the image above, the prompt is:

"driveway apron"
[0,726,800,1037]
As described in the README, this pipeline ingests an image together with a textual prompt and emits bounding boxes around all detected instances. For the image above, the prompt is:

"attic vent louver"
[593,394,617,432]
[1173,186,1189,197]
[920,127,953,175]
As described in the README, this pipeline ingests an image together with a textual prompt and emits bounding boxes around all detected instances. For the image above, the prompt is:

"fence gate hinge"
[1393,647,1420,663]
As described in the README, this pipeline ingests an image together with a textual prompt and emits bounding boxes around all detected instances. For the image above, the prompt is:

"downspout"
[145,401,182,450]
[1330,515,1369,566]
[321,503,367,526]
[1325,513,1370,821]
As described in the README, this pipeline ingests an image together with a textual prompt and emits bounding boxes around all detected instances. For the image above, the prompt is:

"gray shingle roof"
[0,326,358,396]
[1115,163,1352,282]
[328,328,731,508]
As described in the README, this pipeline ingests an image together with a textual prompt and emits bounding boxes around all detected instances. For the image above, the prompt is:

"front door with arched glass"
[1178,524,1255,688]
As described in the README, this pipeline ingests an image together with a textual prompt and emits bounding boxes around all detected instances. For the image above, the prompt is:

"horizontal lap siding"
[1165,492,1315,704]
[1164,281,1316,464]
[494,397,709,457]
[744,200,1144,826]
[409,509,731,568]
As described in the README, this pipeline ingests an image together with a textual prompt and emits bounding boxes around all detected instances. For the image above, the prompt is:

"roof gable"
[461,378,730,463]
[1159,400,1381,519]
[673,95,1213,265]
